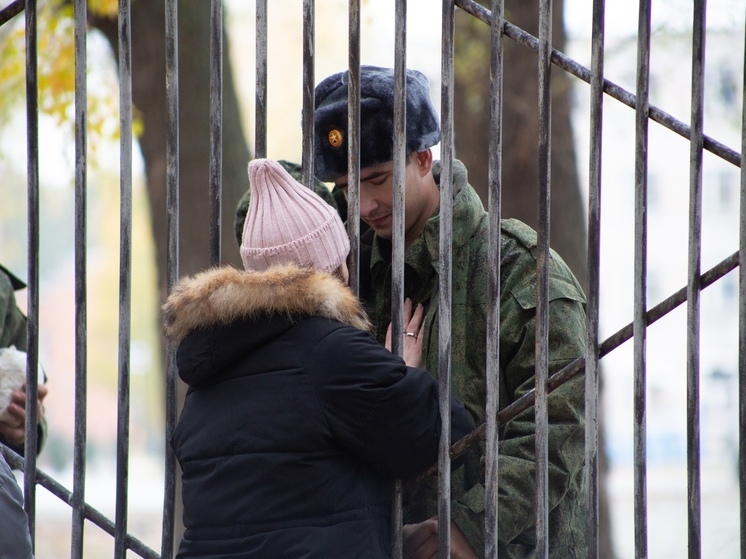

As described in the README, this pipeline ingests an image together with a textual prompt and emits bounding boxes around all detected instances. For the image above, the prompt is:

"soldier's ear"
[413,149,433,177]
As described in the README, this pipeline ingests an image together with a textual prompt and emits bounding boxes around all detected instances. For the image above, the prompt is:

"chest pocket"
[510,272,586,311]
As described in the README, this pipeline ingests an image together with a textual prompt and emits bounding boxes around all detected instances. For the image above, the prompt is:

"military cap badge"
[327,128,344,148]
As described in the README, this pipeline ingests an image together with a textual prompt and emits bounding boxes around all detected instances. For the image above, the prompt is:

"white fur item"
[0,346,43,423]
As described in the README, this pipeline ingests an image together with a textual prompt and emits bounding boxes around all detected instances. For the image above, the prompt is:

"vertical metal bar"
[71,0,88,555]
[633,1,651,557]
[535,0,552,556]
[390,3,407,557]
[23,0,39,547]
[390,0,406,369]
[347,0,361,296]
[255,0,267,159]
[114,0,133,556]
[439,1,455,558]
[301,0,315,188]
[686,2,706,558]
[209,0,223,266]
[739,17,746,557]
[584,0,606,556]
[485,2,504,558]
[161,0,179,556]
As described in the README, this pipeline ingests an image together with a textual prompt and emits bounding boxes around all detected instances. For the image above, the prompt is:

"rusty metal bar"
[255,0,267,159]
[301,0,315,188]
[114,0,133,556]
[686,2,706,558]
[0,0,23,26]
[439,1,455,557]
[632,0,651,557]
[740,16,746,558]
[161,0,180,556]
[347,0,361,296]
[390,5,407,360]
[454,0,741,169]
[209,0,223,266]
[535,0,552,556]
[485,0,504,555]
[23,0,40,547]
[1,447,160,559]
[71,0,88,556]
[584,0,605,555]
[390,3,407,557]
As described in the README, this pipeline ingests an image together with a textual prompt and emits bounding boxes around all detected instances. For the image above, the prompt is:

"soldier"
[235,66,587,558]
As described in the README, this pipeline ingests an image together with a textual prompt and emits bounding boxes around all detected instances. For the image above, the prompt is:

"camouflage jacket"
[234,159,588,558]
[0,265,47,457]
[0,266,27,351]
[358,160,587,558]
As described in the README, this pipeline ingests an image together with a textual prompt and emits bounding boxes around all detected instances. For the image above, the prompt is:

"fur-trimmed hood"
[162,263,371,344]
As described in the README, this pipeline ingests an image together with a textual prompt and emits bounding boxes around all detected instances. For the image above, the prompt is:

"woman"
[163,159,474,558]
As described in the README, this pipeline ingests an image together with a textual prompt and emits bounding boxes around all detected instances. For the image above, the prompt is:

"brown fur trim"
[162,264,371,343]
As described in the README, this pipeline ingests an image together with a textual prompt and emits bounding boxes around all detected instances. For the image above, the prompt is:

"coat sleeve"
[306,325,475,481]
[450,255,587,553]
[495,293,586,543]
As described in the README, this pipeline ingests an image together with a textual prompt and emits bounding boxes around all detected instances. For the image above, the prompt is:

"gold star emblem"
[328,128,343,148]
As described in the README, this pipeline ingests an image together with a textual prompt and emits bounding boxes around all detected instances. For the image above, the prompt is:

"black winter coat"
[163,264,474,558]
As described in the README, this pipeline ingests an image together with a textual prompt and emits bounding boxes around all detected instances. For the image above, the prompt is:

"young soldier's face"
[334,151,436,247]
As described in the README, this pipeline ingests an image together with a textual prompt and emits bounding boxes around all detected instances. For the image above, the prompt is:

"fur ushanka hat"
[313,66,441,182]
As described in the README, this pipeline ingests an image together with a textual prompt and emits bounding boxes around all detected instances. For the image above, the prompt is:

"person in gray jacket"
[0,453,34,558]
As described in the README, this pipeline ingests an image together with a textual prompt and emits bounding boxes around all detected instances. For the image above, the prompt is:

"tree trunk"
[90,0,248,283]
[454,2,615,558]
[90,0,251,551]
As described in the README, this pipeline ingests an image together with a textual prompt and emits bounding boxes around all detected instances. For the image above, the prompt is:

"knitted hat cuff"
[240,212,349,273]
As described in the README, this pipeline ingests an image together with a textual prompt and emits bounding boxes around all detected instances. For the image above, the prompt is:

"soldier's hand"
[0,384,48,447]
[403,516,478,559]
[403,517,438,559]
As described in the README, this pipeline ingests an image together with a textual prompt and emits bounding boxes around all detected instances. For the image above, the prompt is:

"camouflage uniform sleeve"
[234,159,341,247]
[0,270,47,457]
[450,250,586,555]
[0,272,27,351]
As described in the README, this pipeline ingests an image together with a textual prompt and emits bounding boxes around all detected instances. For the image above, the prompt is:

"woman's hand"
[385,298,425,368]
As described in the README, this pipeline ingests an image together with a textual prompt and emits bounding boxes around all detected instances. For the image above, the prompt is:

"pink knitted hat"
[240,159,350,273]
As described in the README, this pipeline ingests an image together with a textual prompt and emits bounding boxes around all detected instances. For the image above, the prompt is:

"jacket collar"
[162,263,371,344]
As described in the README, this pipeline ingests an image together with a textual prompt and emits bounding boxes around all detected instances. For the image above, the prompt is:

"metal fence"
[0,0,744,558]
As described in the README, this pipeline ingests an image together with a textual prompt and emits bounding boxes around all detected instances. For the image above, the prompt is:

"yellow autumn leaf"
[88,0,118,18]
[0,0,122,162]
